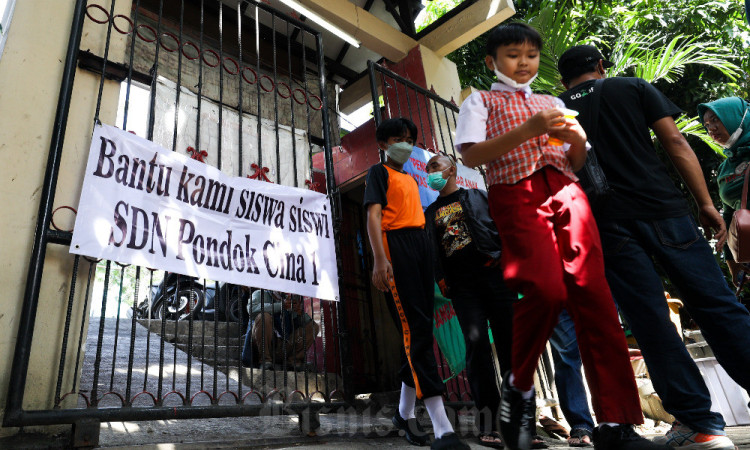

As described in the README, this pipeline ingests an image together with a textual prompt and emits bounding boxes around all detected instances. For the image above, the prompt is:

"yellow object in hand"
[548,108,579,146]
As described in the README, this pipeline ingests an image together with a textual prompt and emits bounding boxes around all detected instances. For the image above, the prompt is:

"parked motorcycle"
[202,283,250,324]
[133,273,248,324]
[132,273,204,320]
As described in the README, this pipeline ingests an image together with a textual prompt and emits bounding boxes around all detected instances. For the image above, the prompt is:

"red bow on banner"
[186,146,208,162]
[305,179,320,191]
[247,163,271,182]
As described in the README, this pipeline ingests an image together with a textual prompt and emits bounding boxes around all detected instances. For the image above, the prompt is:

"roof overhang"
[418,0,515,57]
[293,0,418,62]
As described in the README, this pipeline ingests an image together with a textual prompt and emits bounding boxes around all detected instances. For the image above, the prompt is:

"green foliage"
[416,0,464,33]
[94,262,163,308]
[449,0,749,95]
[526,5,587,95]
[447,0,749,160]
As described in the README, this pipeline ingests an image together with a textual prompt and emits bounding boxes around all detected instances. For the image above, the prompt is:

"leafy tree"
[94,262,164,309]
[416,0,464,32]
[448,0,749,174]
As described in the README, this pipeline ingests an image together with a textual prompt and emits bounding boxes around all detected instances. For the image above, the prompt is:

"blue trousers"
[549,309,595,433]
[598,214,750,435]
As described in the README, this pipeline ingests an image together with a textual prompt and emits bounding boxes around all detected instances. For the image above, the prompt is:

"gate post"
[71,419,100,448]
[3,0,88,427]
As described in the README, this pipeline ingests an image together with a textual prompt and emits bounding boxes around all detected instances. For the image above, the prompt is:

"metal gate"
[368,60,462,161]
[4,0,351,436]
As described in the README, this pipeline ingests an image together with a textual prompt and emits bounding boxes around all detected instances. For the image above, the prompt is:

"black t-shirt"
[559,77,689,219]
[432,190,483,281]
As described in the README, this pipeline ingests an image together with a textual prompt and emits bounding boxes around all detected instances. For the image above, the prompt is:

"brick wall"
[126,13,339,143]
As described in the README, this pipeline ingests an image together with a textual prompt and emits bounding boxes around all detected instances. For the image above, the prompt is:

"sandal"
[478,431,504,449]
[567,428,593,447]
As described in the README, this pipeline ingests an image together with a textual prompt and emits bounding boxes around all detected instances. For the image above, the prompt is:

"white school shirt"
[454,82,575,153]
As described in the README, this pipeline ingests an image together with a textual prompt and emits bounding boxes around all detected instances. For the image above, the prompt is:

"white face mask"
[723,108,749,149]
[385,141,414,164]
[493,62,537,89]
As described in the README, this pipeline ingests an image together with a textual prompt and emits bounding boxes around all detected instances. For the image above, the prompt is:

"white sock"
[424,395,454,439]
[509,373,534,400]
[598,422,620,428]
[398,382,417,420]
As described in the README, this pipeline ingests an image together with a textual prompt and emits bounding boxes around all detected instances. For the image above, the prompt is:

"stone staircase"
[136,319,343,398]
[137,319,242,361]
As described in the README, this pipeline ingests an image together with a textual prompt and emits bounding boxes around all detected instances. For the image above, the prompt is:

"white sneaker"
[654,422,735,449]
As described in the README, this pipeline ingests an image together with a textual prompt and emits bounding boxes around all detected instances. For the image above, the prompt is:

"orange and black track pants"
[383,228,445,400]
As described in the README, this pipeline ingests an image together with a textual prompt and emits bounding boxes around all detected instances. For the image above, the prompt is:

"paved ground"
[75,317,338,410]
[4,421,750,449]
[5,319,748,449]
[94,419,750,449]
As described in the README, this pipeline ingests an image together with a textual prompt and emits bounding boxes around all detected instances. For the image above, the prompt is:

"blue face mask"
[427,169,449,191]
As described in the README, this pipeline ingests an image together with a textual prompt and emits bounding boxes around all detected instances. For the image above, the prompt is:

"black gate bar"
[5,0,352,427]
[3,0,89,428]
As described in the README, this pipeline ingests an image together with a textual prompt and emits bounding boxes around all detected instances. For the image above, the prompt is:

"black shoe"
[431,432,470,450]
[593,425,671,450]
[393,411,429,446]
[499,372,536,450]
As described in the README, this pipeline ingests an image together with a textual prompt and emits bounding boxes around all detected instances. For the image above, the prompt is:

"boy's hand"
[525,108,567,138]
[548,117,587,146]
[372,258,394,292]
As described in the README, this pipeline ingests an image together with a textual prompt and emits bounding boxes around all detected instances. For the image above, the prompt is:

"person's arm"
[366,203,392,292]
[652,116,727,249]
[551,97,587,171]
[549,117,588,171]
[461,108,568,168]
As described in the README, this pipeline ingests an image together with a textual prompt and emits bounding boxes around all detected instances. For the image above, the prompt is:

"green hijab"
[698,97,750,209]
[697,97,750,157]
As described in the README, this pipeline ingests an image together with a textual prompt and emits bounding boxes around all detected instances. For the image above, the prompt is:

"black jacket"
[424,188,503,288]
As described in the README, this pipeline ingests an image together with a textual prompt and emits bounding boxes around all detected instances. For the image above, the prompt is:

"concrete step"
[138,319,242,337]
[176,343,241,361]
[220,366,344,399]
[160,333,243,347]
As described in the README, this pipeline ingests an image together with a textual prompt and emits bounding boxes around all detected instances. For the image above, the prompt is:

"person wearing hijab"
[698,96,750,281]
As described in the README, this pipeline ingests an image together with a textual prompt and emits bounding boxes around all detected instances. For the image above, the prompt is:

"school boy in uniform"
[364,118,469,450]
[454,23,669,450]
[423,153,519,449]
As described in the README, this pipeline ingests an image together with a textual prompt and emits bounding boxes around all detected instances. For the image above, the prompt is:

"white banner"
[402,147,487,209]
[71,125,339,301]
